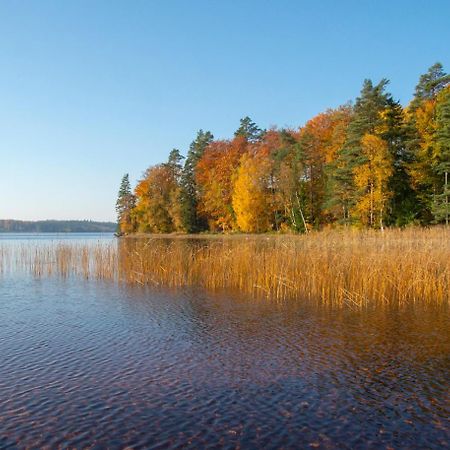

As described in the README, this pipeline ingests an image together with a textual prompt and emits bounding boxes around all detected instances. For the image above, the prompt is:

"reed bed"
[1,227,449,307]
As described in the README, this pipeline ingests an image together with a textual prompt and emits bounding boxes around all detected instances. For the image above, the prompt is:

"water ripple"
[0,276,448,449]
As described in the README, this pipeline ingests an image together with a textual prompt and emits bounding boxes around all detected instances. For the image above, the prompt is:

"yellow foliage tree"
[353,134,393,228]
[407,99,439,194]
[232,153,272,232]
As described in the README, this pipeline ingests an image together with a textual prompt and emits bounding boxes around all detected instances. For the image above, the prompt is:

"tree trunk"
[295,192,309,233]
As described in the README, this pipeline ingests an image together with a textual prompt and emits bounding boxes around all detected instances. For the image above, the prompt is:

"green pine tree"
[432,88,450,224]
[411,62,450,108]
[382,99,419,225]
[180,130,214,232]
[234,116,265,142]
[116,173,136,234]
[165,148,184,181]
[330,79,392,224]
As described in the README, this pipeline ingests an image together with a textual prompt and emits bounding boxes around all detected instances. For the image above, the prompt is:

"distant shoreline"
[0,220,117,233]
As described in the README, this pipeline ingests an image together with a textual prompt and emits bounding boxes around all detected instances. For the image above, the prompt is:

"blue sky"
[1,0,449,222]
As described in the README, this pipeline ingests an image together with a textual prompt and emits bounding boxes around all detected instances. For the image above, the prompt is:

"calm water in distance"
[0,233,448,449]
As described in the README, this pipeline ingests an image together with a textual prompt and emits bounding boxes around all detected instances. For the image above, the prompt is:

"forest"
[0,220,116,233]
[116,63,450,234]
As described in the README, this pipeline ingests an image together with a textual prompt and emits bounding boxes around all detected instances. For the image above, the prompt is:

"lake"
[0,233,448,449]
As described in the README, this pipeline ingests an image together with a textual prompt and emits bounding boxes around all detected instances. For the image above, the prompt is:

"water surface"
[0,233,448,449]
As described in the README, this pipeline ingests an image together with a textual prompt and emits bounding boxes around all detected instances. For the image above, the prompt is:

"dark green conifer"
[411,62,450,108]
[234,116,265,142]
[180,130,214,232]
[116,174,136,234]
[330,79,392,224]
[433,89,450,224]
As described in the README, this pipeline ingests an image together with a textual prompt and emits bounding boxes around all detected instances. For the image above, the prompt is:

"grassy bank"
[2,227,449,308]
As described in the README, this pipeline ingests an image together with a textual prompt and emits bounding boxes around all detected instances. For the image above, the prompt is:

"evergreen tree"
[411,62,450,108]
[164,149,185,231]
[234,116,265,142]
[380,99,419,225]
[180,130,214,232]
[116,174,136,234]
[432,88,450,224]
[407,64,449,222]
[278,130,306,231]
[331,79,392,224]
[122,63,450,234]
[164,149,184,181]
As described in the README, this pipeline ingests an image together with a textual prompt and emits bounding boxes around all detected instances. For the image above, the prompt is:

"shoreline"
[118,225,449,240]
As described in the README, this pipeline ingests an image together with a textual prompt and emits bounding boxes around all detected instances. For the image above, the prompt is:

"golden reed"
[1,227,449,307]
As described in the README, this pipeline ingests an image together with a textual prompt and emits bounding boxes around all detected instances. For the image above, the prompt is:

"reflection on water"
[0,234,449,448]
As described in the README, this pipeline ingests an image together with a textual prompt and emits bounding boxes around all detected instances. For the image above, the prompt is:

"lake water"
[0,233,448,449]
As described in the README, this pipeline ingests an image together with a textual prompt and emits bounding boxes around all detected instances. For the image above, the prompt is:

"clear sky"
[1,0,449,222]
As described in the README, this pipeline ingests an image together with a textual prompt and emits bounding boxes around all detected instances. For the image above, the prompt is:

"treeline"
[0,220,117,233]
[116,63,450,234]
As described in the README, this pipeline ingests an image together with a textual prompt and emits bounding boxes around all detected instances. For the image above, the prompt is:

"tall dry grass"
[1,227,449,307]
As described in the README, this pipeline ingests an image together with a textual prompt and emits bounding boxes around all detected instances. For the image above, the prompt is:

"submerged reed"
[1,227,449,307]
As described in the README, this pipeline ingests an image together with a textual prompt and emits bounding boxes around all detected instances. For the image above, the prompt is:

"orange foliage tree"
[195,136,247,231]
[299,106,352,225]
[133,163,182,233]
[118,63,449,233]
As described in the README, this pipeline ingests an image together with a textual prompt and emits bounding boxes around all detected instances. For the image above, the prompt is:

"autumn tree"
[299,106,352,226]
[406,98,439,221]
[268,130,308,232]
[196,137,247,231]
[116,174,136,234]
[133,165,172,232]
[231,132,282,233]
[352,134,393,228]
[133,150,184,233]
[123,63,449,234]
[232,152,272,232]
[407,63,450,222]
